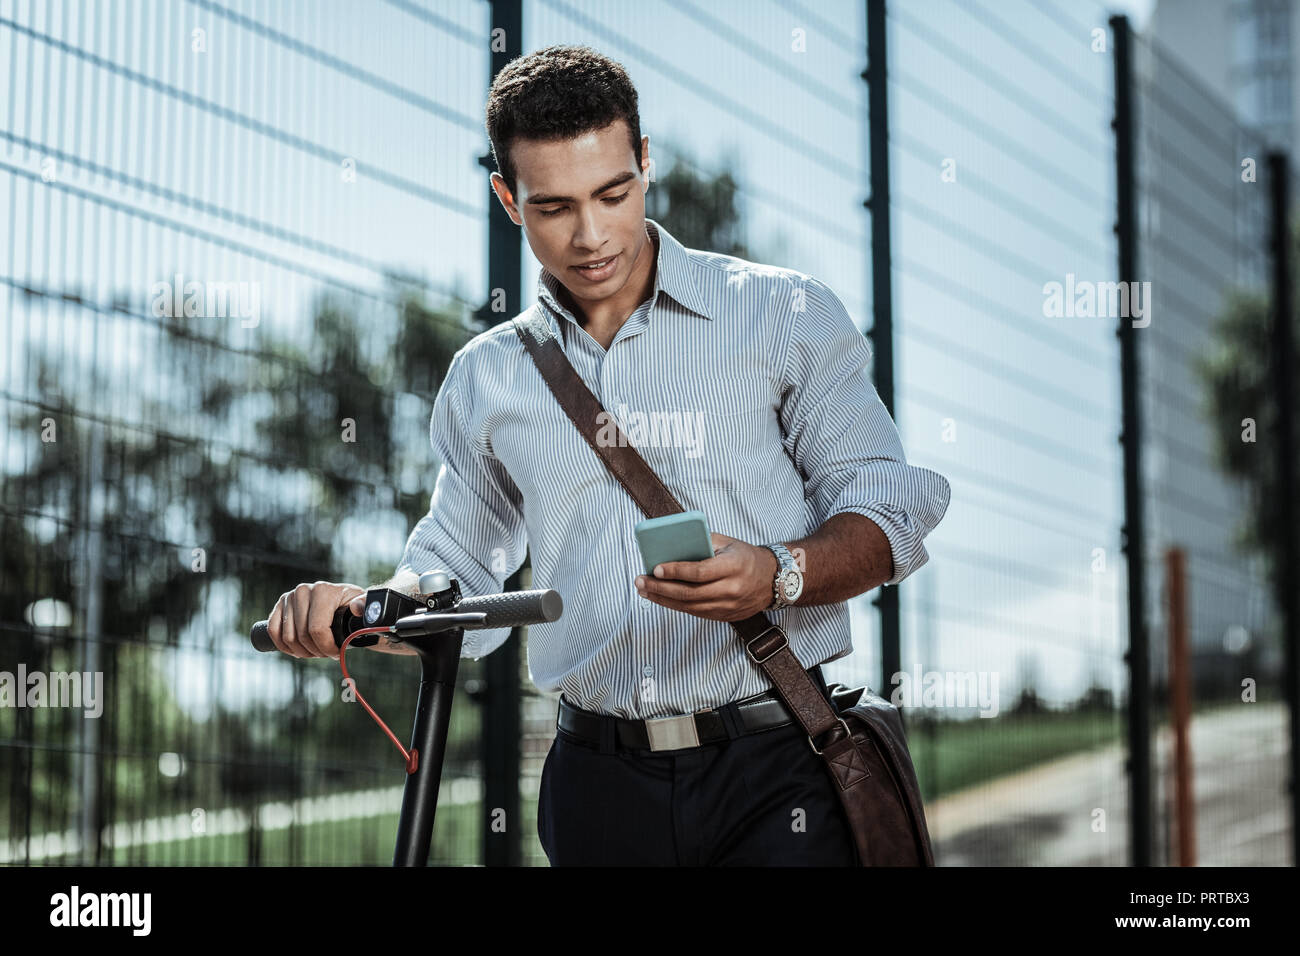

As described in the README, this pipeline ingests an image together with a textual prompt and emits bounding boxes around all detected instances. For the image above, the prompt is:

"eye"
[536,192,628,218]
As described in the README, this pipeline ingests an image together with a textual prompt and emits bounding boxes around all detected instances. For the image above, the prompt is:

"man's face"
[491,119,652,310]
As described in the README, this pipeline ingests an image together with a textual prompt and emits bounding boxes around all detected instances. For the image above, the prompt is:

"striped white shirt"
[396,218,950,718]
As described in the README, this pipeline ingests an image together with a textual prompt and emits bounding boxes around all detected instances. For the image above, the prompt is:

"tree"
[1194,222,1300,639]
[645,150,751,258]
[0,277,472,858]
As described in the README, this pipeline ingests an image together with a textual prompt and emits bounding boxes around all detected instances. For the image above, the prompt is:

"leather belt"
[556,665,832,753]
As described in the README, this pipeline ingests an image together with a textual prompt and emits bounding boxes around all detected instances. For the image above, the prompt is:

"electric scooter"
[250,570,562,865]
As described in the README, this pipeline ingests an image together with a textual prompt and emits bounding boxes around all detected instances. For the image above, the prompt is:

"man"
[265,44,950,866]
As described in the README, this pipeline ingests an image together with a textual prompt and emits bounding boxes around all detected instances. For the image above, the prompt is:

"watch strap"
[763,542,795,609]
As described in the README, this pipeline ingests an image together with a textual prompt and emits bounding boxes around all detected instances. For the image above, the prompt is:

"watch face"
[780,572,802,601]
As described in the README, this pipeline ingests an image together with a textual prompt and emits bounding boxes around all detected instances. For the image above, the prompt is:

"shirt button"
[642,665,654,677]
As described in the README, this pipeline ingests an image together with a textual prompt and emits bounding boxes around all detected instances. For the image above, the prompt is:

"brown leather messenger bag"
[513,306,935,866]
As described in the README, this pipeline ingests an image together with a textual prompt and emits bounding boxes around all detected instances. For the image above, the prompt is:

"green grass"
[906,699,1247,800]
[907,708,1122,800]
[24,700,1255,864]
[30,799,551,866]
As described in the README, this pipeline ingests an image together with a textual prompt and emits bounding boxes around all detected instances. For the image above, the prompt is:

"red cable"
[339,626,420,774]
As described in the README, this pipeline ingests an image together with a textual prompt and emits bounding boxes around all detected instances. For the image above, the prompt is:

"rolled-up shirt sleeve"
[778,275,951,586]
[396,350,528,658]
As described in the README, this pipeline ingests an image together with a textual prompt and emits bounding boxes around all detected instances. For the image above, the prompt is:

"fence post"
[1165,547,1195,866]
[77,420,105,864]
[1267,151,1298,867]
[1110,13,1152,868]
[865,0,899,703]
[479,0,524,868]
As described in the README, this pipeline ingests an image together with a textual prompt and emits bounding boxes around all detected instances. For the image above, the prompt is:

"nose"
[572,204,609,254]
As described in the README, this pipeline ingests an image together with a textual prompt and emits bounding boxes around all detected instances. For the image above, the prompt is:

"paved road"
[924,702,1290,866]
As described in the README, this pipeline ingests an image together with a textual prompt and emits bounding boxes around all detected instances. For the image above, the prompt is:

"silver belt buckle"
[644,713,701,751]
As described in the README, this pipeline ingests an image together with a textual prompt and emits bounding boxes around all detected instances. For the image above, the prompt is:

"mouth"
[571,253,619,282]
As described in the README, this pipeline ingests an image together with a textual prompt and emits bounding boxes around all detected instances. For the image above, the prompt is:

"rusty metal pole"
[1165,547,1195,866]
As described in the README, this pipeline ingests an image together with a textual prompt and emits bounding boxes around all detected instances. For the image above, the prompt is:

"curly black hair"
[485,44,643,198]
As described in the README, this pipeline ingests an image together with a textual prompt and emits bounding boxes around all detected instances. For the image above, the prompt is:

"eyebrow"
[525,170,638,205]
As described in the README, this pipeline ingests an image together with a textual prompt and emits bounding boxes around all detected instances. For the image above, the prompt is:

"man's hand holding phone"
[633,511,779,622]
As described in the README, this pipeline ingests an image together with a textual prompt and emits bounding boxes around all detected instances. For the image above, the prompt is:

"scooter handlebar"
[249,587,563,652]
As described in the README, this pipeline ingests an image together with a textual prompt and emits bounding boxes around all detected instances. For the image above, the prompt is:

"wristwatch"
[762,542,804,610]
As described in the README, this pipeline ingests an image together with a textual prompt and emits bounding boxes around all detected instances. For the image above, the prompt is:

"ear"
[489,172,522,225]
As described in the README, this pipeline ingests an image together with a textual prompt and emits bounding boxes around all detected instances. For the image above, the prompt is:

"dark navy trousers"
[537,690,859,866]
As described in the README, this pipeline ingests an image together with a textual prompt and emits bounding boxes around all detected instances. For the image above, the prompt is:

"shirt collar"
[535,217,713,324]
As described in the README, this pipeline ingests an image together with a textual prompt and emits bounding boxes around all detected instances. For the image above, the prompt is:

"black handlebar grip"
[454,588,563,630]
[250,620,275,652]
[249,605,365,653]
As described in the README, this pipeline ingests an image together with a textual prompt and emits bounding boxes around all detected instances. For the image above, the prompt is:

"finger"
[290,583,322,658]
[348,593,366,617]
[652,554,733,583]
[267,594,289,655]
[305,586,341,660]
[280,594,308,658]
[709,532,738,552]
[640,575,733,602]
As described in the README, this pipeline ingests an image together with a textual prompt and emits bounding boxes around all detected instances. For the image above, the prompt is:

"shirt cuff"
[829,503,929,587]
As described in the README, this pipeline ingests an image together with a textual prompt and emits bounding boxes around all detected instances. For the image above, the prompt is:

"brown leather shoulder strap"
[513,306,684,519]
[512,307,843,743]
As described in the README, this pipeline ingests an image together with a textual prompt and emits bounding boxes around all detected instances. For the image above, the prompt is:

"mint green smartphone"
[634,510,714,575]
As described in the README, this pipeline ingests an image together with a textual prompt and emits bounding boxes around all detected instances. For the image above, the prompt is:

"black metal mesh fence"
[0,0,1293,868]
[1,0,493,865]
[883,0,1127,865]
[1132,27,1291,866]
